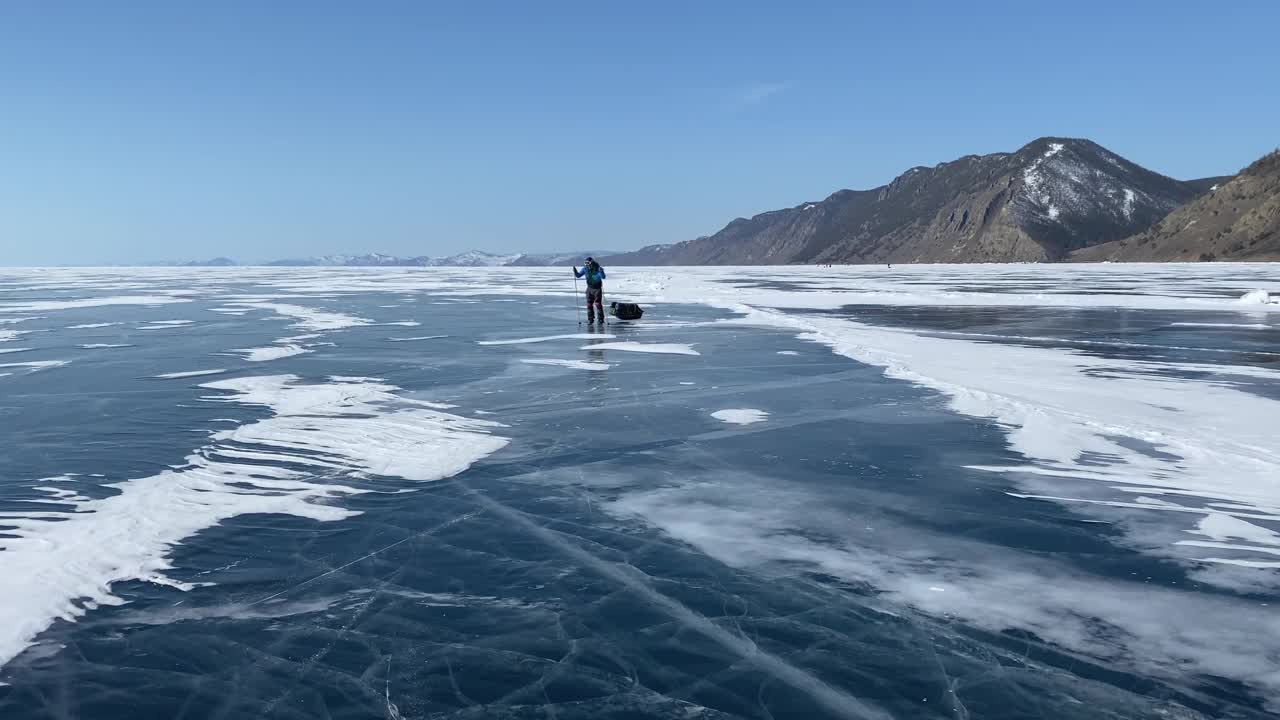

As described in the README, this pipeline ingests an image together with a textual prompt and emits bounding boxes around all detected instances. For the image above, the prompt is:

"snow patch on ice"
[479,333,615,346]
[138,320,194,330]
[79,343,132,349]
[795,313,1280,485]
[1190,514,1279,546]
[610,473,1280,706]
[153,369,227,380]
[714,308,1280,576]
[520,358,611,371]
[1,296,189,313]
[229,302,371,332]
[230,344,311,362]
[0,374,507,671]
[67,322,120,329]
[711,408,769,425]
[583,341,699,356]
[1170,322,1269,329]
[1239,289,1272,305]
[1200,557,1280,569]
[0,360,69,374]
[31,487,90,503]
[609,267,1280,314]
[387,335,448,342]
[777,350,800,355]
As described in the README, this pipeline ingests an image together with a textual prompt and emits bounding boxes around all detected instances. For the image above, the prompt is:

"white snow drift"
[0,374,507,670]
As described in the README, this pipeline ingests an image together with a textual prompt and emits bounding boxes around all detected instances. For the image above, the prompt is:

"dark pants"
[585,286,603,321]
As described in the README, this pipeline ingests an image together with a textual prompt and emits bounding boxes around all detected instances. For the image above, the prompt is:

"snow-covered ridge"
[435,250,524,267]
[1015,140,1175,227]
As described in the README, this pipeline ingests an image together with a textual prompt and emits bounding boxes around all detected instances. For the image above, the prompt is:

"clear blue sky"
[1,1,1276,265]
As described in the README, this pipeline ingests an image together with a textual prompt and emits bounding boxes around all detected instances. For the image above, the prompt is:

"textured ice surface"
[0,264,1278,720]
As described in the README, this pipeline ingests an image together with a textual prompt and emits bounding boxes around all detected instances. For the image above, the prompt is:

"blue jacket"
[575,264,606,287]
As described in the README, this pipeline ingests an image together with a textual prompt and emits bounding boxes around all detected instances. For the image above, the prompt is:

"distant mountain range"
[265,251,523,267]
[603,137,1236,265]
[144,138,1277,268]
[148,250,615,268]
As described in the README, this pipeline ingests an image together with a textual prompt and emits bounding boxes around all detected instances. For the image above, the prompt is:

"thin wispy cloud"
[728,82,789,110]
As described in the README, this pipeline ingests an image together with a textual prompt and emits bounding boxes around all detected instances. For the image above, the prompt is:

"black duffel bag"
[610,301,643,320]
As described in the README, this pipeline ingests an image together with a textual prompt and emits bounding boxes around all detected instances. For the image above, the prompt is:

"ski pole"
[573,272,582,325]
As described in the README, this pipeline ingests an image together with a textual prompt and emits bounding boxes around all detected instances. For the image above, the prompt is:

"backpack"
[610,301,643,320]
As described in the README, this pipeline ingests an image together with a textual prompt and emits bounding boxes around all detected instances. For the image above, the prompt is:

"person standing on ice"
[574,257,607,324]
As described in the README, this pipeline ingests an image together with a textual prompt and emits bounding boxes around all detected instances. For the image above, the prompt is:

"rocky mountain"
[605,138,1225,265]
[1072,149,1280,262]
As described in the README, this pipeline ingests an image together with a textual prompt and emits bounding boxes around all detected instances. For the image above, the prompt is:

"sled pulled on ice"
[609,301,643,321]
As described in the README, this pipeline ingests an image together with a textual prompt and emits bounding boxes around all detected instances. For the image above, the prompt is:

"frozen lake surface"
[1,264,1279,719]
